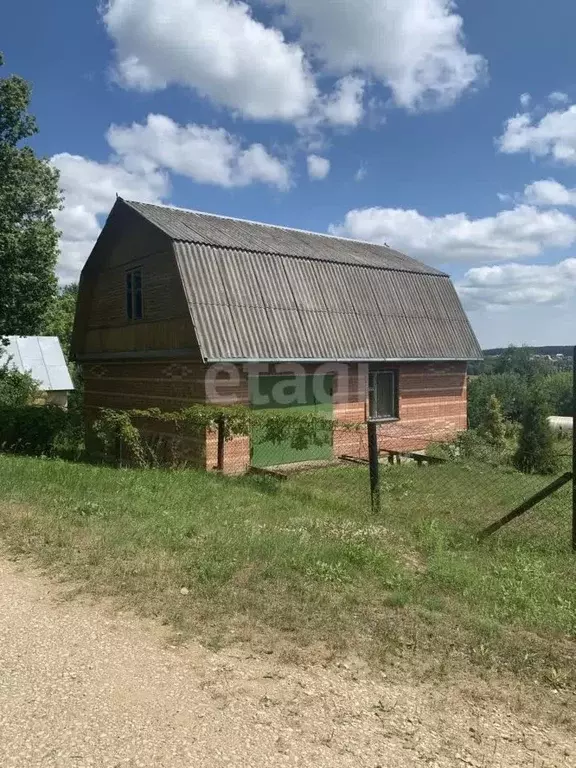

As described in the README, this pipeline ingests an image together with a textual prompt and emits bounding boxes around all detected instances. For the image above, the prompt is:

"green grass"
[0,452,575,686]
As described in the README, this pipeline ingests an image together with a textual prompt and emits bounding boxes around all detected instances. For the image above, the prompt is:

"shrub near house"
[0,346,80,458]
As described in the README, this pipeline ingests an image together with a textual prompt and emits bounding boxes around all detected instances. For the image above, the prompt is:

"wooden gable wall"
[71,202,201,361]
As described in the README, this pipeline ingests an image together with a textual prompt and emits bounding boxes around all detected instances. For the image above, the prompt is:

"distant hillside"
[484,346,573,357]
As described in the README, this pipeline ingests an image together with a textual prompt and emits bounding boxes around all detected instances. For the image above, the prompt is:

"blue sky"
[4,0,576,348]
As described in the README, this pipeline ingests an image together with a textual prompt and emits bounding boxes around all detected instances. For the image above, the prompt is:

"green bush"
[428,428,506,465]
[513,387,560,475]
[544,372,572,417]
[0,357,38,407]
[468,373,529,427]
[479,394,506,450]
[468,370,574,428]
[0,405,74,456]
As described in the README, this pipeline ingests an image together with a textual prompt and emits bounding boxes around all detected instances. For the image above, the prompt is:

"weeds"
[0,454,575,686]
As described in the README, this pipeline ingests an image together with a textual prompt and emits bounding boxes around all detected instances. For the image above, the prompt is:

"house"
[2,336,74,408]
[71,198,481,473]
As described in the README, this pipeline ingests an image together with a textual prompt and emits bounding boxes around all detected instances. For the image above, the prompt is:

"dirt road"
[0,556,573,767]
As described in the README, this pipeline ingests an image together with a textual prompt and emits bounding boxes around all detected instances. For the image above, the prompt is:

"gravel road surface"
[0,556,573,767]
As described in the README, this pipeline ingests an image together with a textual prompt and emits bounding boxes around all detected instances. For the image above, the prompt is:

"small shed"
[2,336,74,408]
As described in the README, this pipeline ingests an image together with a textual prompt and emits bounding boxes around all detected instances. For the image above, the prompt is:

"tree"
[0,52,60,339]
[468,373,529,427]
[513,386,560,475]
[493,345,554,378]
[544,372,573,417]
[480,394,506,450]
[43,283,78,359]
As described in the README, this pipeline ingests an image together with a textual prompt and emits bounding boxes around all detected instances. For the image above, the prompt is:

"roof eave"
[204,356,482,364]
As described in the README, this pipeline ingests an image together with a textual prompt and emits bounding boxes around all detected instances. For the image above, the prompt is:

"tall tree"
[0,52,60,338]
[43,283,78,359]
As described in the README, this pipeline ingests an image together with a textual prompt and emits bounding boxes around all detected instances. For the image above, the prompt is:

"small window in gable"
[368,369,398,421]
[126,268,143,320]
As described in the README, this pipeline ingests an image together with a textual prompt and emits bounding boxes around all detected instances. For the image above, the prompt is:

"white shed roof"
[2,337,74,392]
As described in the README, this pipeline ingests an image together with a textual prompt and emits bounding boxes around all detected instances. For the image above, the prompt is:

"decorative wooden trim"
[77,348,204,362]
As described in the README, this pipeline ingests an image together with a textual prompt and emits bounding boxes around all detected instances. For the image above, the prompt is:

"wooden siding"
[72,203,200,360]
[81,249,198,356]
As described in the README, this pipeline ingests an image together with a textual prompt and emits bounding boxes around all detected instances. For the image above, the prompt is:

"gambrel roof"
[85,198,482,363]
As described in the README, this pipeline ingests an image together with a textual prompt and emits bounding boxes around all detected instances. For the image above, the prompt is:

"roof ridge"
[121,198,447,278]
[122,198,396,253]
[173,240,444,278]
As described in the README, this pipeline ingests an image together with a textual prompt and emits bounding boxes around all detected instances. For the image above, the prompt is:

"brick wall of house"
[83,359,467,473]
[83,359,209,468]
[205,361,467,473]
[334,362,467,461]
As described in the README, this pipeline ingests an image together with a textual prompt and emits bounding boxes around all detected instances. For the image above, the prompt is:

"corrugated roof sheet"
[173,242,482,362]
[124,199,444,276]
[119,199,480,363]
[2,337,74,391]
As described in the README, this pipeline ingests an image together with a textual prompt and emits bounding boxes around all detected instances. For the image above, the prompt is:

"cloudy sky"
[5,0,576,348]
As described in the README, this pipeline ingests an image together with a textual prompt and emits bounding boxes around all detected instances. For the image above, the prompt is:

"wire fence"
[92,379,576,553]
[233,415,575,553]
[290,451,574,553]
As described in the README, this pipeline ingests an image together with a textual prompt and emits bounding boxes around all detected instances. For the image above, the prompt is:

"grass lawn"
[0,452,575,686]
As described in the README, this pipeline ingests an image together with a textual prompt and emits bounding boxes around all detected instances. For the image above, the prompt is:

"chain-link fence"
[275,446,573,555]
[94,386,575,552]
[228,413,575,553]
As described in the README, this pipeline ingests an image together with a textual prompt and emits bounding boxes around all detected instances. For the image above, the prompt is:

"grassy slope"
[0,454,575,685]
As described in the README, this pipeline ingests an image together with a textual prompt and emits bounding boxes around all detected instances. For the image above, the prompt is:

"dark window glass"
[369,370,397,420]
[133,269,143,320]
[126,268,143,320]
[126,271,133,320]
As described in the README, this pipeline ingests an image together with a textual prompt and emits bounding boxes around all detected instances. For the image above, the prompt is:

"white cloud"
[355,164,367,182]
[103,0,317,121]
[520,93,531,109]
[53,114,291,281]
[321,76,365,126]
[331,205,576,263]
[52,153,168,282]
[295,76,366,147]
[307,154,330,180]
[457,259,576,310]
[104,0,483,124]
[522,179,576,207]
[498,103,576,165]
[269,0,485,111]
[549,91,570,105]
[108,114,291,189]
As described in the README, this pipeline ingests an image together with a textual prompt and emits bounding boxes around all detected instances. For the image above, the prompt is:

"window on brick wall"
[126,268,143,320]
[368,369,398,421]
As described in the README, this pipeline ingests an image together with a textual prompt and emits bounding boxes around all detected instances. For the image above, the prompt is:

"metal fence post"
[368,420,380,514]
[572,347,576,552]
